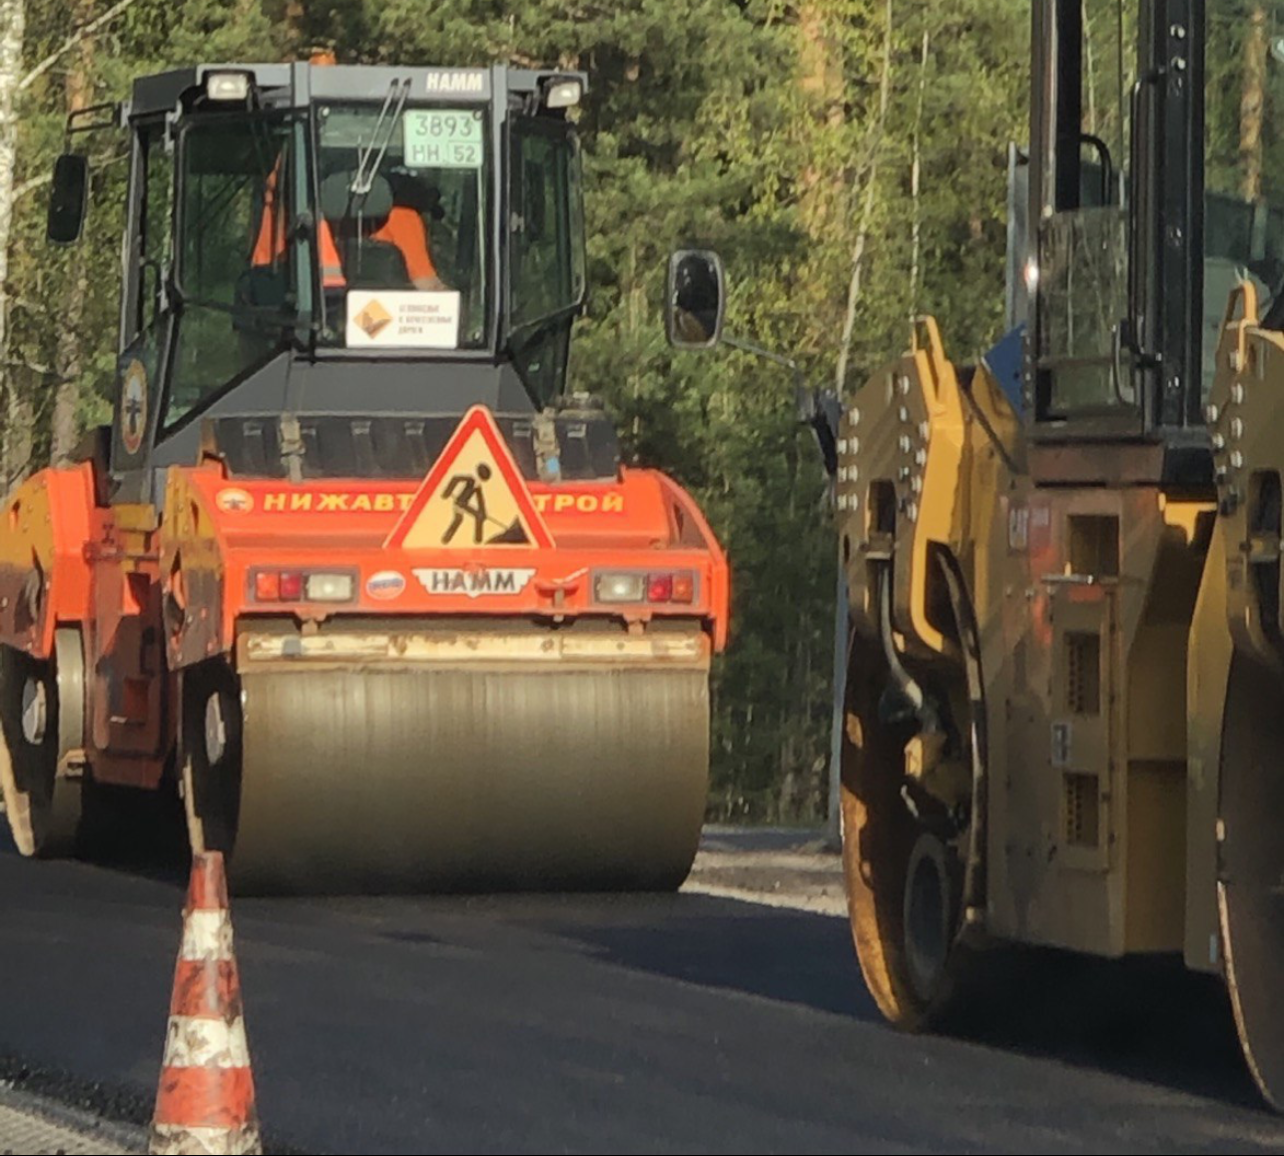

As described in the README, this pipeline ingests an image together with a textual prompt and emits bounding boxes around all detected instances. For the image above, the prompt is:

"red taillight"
[278,570,304,601]
[644,571,696,603]
[647,573,674,603]
[251,568,354,603]
[254,570,281,601]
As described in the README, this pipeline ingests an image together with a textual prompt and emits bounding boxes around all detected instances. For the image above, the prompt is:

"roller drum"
[1218,652,1284,1109]
[193,653,710,894]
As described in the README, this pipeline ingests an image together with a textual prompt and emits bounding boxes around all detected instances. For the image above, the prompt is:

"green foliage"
[4,0,1031,822]
[7,0,283,471]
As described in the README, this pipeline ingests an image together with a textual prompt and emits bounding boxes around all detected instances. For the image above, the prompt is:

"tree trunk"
[909,29,930,322]
[0,0,27,484]
[282,0,307,58]
[51,0,95,464]
[798,2,846,232]
[834,0,894,395]
[1241,4,1267,203]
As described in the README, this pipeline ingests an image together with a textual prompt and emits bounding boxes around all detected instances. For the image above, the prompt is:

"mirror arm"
[63,101,120,144]
[720,333,839,476]
[720,333,804,389]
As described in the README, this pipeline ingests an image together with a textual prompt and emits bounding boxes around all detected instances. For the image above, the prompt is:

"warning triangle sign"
[384,406,554,551]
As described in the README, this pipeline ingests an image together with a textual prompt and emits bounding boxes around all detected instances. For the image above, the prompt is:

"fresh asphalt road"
[2,830,1283,1155]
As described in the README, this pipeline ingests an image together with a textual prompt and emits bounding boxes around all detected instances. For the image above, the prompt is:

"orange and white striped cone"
[149,852,263,1155]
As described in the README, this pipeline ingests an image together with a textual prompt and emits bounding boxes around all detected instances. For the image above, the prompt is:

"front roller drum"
[839,635,972,1031]
[0,630,85,857]
[840,743,961,1027]
[183,660,710,895]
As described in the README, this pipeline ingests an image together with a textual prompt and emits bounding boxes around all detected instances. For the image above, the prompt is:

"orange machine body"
[0,411,729,795]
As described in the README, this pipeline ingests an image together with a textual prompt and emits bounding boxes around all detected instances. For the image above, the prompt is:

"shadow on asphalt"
[950,946,1259,1109]
[1,822,1266,1118]
[545,893,877,1019]
[540,891,1262,1113]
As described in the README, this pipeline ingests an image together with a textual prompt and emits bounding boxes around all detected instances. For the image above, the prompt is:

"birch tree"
[1241,4,1268,202]
[0,0,29,481]
[834,0,893,396]
[0,0,140,480]
[50,0,95,463]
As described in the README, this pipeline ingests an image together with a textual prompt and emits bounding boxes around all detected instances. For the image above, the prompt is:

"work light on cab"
[204,71,252,101]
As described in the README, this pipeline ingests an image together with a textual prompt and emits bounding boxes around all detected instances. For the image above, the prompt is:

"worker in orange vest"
[251,160,447,291]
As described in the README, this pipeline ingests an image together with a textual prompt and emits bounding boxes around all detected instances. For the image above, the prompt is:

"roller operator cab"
[68,62,590,479]
[666,0,1284,1113]
[0,62,729,895]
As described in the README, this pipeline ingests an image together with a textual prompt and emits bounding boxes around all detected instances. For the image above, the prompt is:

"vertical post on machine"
[825,551,847,851]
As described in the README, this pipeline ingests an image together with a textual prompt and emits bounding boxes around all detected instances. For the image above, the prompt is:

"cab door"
[1030,0,1146,432]
[111,118,173,500]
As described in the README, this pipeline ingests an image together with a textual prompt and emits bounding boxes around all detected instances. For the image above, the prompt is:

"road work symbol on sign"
[385,406,554,551]
[443,464,496,544]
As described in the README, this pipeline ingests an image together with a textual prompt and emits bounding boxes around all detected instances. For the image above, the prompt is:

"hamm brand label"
[413,567,536,599]
[425,70,487,95]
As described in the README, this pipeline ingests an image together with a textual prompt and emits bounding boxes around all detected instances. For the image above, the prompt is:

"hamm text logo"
[426,71,485,94]
[413,567,536,599]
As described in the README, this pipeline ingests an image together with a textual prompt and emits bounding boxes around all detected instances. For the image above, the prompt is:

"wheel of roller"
[902,830,959,1006]
[0,633,84,858]
[179,659,243,859]
[839,638,969,1031]
[1217,651,1284,1109]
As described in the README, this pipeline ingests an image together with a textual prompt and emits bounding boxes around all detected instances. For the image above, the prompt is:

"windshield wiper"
[349,78,411,211]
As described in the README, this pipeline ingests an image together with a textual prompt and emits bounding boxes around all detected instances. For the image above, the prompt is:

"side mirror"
[46,154,88,245]
[666,249,725,350]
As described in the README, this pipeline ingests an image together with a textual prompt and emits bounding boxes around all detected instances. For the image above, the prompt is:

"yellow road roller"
[666,0,1284,1112]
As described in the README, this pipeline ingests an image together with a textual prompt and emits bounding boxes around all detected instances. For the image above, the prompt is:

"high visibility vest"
[252,161,346,287]
[251,164,437,289]
[318,221,346,287]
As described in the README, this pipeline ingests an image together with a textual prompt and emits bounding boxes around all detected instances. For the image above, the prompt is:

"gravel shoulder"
[0,1083,143,1155]
[682,826,848,917]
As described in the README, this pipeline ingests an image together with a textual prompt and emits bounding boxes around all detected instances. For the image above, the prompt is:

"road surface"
[1,827,1282,1154]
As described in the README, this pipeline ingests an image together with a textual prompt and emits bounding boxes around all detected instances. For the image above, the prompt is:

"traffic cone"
[149,852,262,1155]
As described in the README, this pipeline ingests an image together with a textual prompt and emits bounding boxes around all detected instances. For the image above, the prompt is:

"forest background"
[0,0,1030,822]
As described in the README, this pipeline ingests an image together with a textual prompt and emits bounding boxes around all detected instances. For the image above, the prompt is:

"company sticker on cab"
[215,488,255,514]
[365,570,407,601]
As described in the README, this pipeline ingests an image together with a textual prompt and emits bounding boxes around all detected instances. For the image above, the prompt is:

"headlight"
[205,72,251,102]
[595,571,646,603]
[544,79,583,109]
[305,572,355,602]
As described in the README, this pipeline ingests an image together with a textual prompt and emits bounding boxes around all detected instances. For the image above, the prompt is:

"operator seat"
[319,171,412,289]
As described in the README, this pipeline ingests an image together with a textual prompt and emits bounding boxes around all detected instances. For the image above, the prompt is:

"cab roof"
[126,63,587,120]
